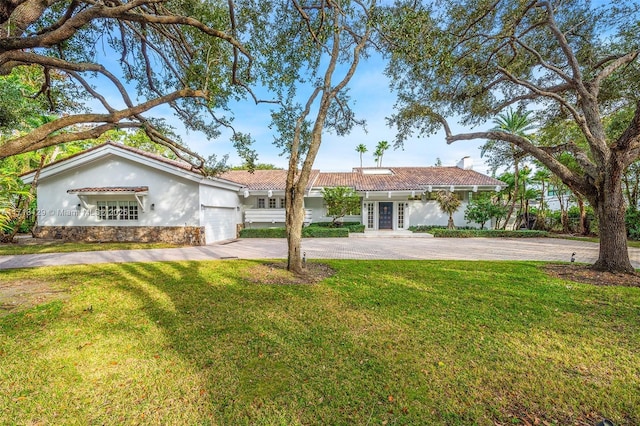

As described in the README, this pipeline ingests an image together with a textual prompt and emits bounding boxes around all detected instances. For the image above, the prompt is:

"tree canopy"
[385,0,640,273]
[0,0,256,173]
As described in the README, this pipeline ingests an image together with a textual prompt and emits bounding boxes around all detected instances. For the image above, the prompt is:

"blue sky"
[178,55,492,174]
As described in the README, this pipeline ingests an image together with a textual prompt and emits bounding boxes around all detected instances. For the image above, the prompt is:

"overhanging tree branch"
[0,89,205,159]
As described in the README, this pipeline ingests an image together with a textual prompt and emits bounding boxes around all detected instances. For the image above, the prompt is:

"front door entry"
[379,202,393,230]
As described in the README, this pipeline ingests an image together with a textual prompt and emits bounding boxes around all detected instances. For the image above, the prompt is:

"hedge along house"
[222,157,506,232]
[20,142,244,245]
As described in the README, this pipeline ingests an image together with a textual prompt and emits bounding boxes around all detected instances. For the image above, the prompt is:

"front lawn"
[0,241,180,256]
[1,260,639,425]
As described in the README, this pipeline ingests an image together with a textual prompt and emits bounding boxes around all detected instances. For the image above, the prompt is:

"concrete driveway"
[1,237,639,270]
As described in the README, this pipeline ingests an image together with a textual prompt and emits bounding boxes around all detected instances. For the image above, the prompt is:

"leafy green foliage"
[626,207,640,240]
[302,226,349,238]
[0,171,29,233]
[464,193,506,229]
[239,228,288,238]
[430,229,549,238]
[1,0,254,170]
[310,222,365,232]
[0,67,53,139]
[480,109,535,175]
[321,186,361,225]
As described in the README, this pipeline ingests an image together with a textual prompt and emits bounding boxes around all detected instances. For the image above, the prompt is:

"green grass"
[1,260,639,425]
[551,235,640,248]
[0,241,180,255]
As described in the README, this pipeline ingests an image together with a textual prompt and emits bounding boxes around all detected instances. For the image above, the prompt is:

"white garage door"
[202,207,236,244]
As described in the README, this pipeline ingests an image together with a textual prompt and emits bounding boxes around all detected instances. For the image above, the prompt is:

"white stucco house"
[21,142,505,244]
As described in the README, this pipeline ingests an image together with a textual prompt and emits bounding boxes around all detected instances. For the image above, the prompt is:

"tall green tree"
[321,186,361,226]
[0,0,254,172]
[239,0,374,273]
[464,192,502,230]
[481,109,535,228]
[386,0,640,273]
[355,143,368,168]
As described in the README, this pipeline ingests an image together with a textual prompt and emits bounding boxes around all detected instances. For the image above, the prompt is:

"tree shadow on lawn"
[99,260,640,425]
[6,260,638,425]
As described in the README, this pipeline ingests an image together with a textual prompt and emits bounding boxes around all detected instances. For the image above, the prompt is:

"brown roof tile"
[315,167,504,191]
[220,170,321,191]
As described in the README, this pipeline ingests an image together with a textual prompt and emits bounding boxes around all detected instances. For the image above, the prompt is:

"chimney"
[456,156,473,170]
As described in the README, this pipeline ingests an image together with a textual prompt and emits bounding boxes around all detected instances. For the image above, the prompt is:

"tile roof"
[220,170,321,190]
[232,167,505,191]
[343,167,505,190]
[67,186,149,194]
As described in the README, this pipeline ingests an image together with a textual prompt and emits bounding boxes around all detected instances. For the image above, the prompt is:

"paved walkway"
[1,237,639,270]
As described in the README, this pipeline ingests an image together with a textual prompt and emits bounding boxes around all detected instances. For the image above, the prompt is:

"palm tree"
[436,190,461,229]
[375,140,390,167]
[481,109,536,229]
[373,147,382,167]
[355,144,367,168]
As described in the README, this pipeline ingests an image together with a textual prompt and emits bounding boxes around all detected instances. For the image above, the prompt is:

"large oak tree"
[0,0,255,172]
[385,0,640,273]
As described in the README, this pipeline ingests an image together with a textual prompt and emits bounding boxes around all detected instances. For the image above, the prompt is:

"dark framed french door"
[378,202,393,229]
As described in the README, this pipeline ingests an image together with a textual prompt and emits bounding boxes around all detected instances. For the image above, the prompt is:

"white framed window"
[269,198,277,208]
[279,198,285,208]
[397,203,405,229]
[257,198,266,208]
[96,200,138,221]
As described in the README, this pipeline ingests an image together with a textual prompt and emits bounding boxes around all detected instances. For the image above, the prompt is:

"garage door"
[202,207,236,244]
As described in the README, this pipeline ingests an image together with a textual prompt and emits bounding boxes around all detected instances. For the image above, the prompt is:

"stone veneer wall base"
[33,226,206,246]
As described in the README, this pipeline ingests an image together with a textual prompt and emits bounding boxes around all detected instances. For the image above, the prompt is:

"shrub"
[239,228,287,238]
[239,226,350,238]
[309,221,364,233]
[409,225,475,233]
[302,227,349,237]
[430,229,549,238]
[345,224,365,233]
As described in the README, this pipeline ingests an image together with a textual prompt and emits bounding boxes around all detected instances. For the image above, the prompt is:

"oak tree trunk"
[286,187,306,275]
[592,163,634,273]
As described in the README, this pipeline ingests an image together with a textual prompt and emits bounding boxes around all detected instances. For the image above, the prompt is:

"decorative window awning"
[67,186,149,211]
